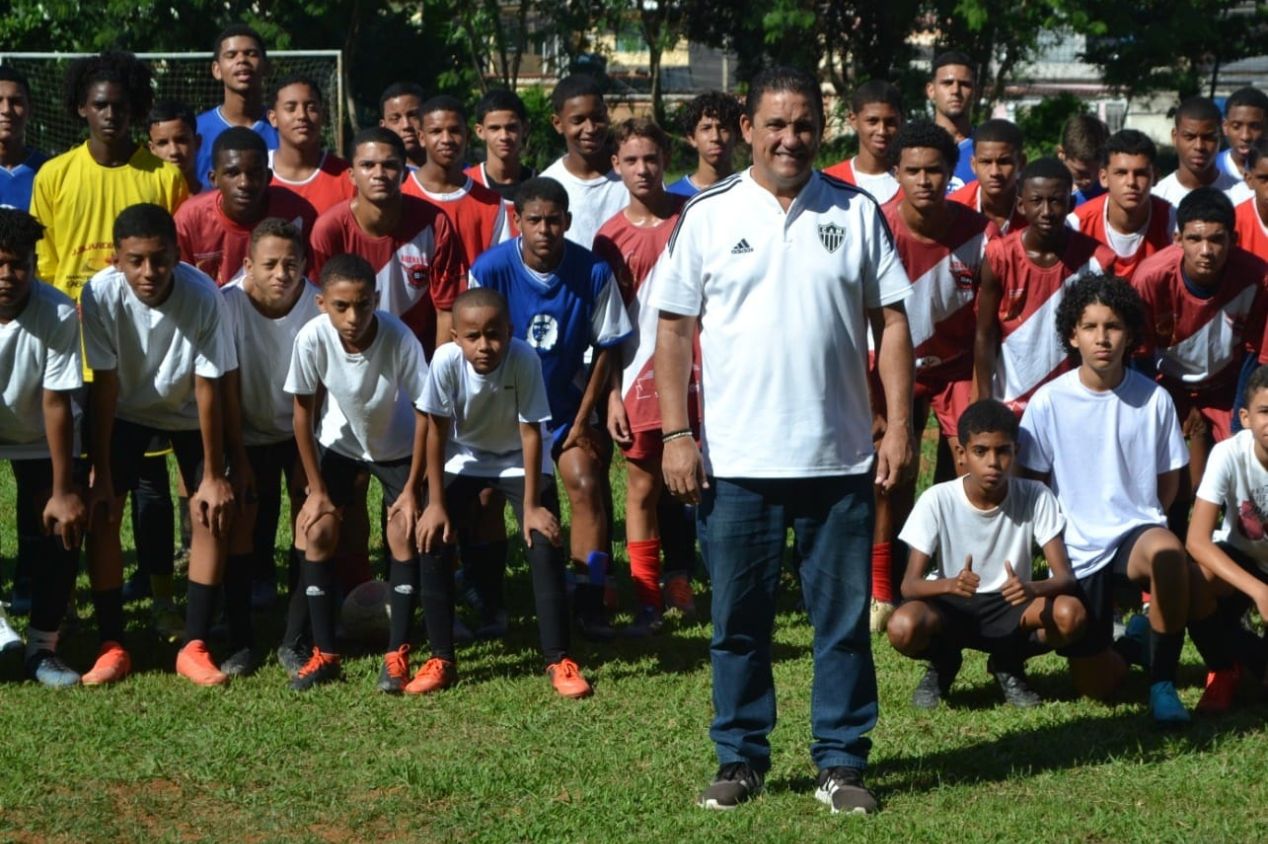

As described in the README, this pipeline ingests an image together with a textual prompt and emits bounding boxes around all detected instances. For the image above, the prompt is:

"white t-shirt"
[850,160,901,205]
[1196,429,1268,571]
[0,281,82,460]
[421,339,553,478]
[81,262,237,431]
[1152,169,1243,207]
[222,279,322,446]
[1019,368,1188,579]
[652,168,912,478]
[284,310,428,462]
[540,157,630,249]
[899,476,1066,592]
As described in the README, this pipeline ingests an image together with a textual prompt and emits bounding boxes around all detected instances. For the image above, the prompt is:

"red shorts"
[621,428,664,463]
[1167,384,1235,443]
[870,369,972,441]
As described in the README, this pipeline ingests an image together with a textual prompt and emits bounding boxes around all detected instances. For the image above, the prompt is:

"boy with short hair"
[220,218,320,675]
[668,90,742,198]
[823,81,902,204]
[1068,129,1175,281]
[973,158,1116,415]
[468,88,537,200]
[596,118,696,631]
[404,95,507,263]
[888,398,1085,708]
[379,82,428,171]
[948,118,1027,233]
[284,253,429,692]
[1217,86,1268,203]
[469,176,632,638]
[148,100,203,195]
[0,209,85,685]
[1057,113,1109,208]
[413,288,591,698]
[175,127,312,286]
[268,74,355,219]
[1021,274,1237,725]
[194,24,277,188]
[1233,137,1268,262]
[541,75,629,249]
[1153,96,1243,207]
[80,203,238,687]
[0,67,49,211]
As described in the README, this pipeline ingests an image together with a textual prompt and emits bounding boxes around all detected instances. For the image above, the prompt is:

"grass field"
[2,436,1268,842]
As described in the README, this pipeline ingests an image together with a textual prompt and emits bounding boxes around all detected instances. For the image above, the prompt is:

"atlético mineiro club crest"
[818,222,845,254]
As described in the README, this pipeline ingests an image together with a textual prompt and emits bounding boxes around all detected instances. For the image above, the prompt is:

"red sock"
[871,543,893,603]
[627,539,663,610]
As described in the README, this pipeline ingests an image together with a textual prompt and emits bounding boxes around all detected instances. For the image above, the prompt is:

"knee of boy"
[304,517,340,557]
[885,606,919,652]
[1052,596,1086,638]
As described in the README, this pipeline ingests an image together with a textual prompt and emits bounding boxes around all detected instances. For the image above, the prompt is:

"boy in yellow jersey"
[30,51,188,302]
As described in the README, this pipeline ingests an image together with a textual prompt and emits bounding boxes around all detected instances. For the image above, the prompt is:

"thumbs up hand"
[951,554,980,598]
[1001,559,1032,606]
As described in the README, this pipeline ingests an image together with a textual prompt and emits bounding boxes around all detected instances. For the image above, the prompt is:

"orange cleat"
[1196,665,1242,715]
[81,641,132,686]
[289,648,342,691]
[404,657,457,695]
[176,640,230,687]
[663,575,697,619]
[377,645,411,694]
[547,657,592,699]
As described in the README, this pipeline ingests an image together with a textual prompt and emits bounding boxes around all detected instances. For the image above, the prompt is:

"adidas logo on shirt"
[731,238,753,255]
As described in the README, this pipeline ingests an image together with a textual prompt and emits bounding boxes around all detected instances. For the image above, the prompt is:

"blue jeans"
[699,474,877,774]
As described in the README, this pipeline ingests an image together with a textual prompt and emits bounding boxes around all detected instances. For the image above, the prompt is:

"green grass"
[2,436,1268,842]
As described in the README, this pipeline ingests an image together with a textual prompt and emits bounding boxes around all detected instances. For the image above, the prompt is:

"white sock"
[26,627,58,658]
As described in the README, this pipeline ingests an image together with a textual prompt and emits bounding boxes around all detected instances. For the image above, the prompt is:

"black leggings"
[11,458,78,634]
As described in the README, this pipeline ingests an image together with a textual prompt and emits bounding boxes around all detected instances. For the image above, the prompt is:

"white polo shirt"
[652,168,912,478]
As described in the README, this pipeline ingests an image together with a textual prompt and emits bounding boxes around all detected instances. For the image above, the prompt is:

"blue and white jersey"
[951,136,975,192]
[193,107,279,187]
[667,175,699,198]
[468,238,632,431]
[0,148,48,210]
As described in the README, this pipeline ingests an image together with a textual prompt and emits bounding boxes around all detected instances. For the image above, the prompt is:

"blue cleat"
[26,650,80,688]
[1149,680,1190,727]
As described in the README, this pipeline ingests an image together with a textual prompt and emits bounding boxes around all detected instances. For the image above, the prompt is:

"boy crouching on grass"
[887,399,1086,709]
[285,253,429,693]
[413,288,592,699]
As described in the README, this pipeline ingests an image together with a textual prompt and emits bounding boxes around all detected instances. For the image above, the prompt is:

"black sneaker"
[276,641,310,679]
[220,647,261,678]
[815,767,878,814]
[912,649,962,709]
[288,649,342,691]
[987,655,1042,708]
[697,762,764,810]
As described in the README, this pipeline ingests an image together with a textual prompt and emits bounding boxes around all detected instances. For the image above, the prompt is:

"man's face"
[971,141,1021,201]
[1101,152,1153,214]
[0,81,30,147]
[116,235,177,307]
[148,119,199,174]
[474,109,524,163]
[79,81,130,145]
[1172,116,1220,178]
[895,146,949,212]
[0,246,34,317]
[926,64,974,121]
[1224,105,1265,165]
[848,102,900,164]
[421,109,467,170]
[741,89,820,192]
[687,113,736,169]
[514,199,569,265]
[1018,177,1071,237]
[613,135,665,203]
[381,94,424,156]
[212,35,267,96]
[552,95,609,159]
[243,234,305,311]
[1178,219,1232,285]
[351,141,404,202]
[212,148,271,220]
[269,83,322,149]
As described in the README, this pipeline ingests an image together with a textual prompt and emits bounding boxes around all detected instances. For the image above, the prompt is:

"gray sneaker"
[815,766,878,815]
[220,647,261,678]
[26,650,80,688]
[276,642,309,679]
[697,762,764,810]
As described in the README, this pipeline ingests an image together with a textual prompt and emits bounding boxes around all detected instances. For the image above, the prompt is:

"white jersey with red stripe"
[880,200,997,383]
[1133,244,1268,389]
[1067,194,1175,282]
[987,231,1116,412]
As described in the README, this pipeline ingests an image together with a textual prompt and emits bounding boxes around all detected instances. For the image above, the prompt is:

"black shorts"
[1212,542,1268,614]
[95,418,206,498]
[923,592,1028,652]
[246,439,301,487]
[319,448,412,509]
[442,473,560,542]
[1059,523,1156,659]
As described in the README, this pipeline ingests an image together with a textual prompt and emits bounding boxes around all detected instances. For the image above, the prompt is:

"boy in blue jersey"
[0,67,48,211]
[668,92,741,198]
[469,176,633,637]
[194,24,277,189]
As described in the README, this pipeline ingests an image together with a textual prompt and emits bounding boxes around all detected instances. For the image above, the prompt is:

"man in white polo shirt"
[654,66,915,815]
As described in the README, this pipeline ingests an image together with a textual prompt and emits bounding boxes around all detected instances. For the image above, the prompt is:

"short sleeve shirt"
[0,282,83,459]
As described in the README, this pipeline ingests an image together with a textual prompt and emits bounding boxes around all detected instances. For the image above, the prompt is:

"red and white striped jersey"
[593,196,700,433]
[1235,198,1268,264]
[948,180,1027,235]
[1134,244,1268,386]
[881,200,997,384]
[1068,194,1174,282]
[985,230,1115,412]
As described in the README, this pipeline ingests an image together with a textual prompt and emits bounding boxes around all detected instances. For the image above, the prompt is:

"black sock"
[30,537,76,634]
[184,581,217,643]
[388,557,418,651]
[463,540,507,620]
[92,587,125,643]
[574,582,604,619]
[526,535,569,664]
[282,547,309,649]
[1148,628,1185,684]
[418,553,456,661]
[225,553,254,651]
[1188,611,1236,672]
[917,636,960,669]
[304,561,338,654]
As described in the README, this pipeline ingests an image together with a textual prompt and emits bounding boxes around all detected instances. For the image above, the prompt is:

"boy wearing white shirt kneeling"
[888,399,1085,710]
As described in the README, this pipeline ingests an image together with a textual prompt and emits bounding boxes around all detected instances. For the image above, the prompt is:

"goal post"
[0,50,344,157]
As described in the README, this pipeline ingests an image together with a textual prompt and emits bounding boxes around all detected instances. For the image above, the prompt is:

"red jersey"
[1070,194,1174,281]
[270,152,355,222]
[465,163,534,237]
[985,230,1116,412]
[593,197,700,433]
[403,173,507,266]
[1235,198,1268,263]
[174,187,312,286]
[309,197,467,357]
[882,201,997,385]
[949,180,1027,235]
[1133,244,1268,387]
